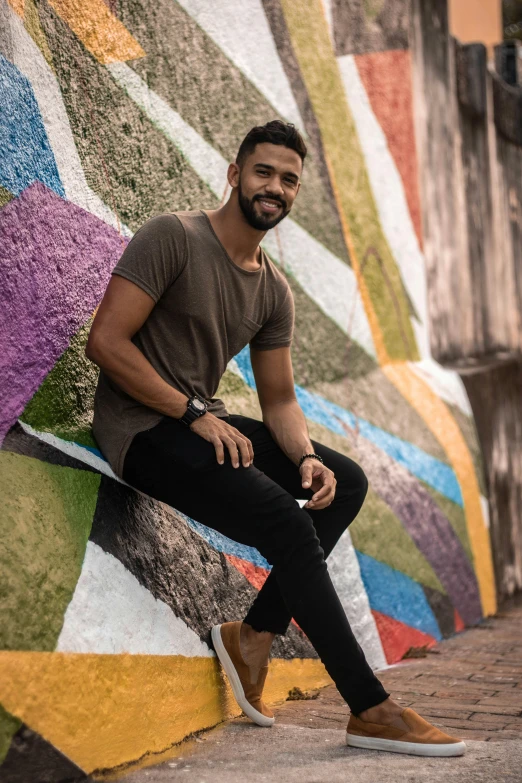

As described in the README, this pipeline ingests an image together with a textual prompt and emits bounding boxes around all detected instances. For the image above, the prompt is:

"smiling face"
[232,142,303,231]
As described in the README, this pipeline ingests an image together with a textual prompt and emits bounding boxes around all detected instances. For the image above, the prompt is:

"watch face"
[193,398,205,410]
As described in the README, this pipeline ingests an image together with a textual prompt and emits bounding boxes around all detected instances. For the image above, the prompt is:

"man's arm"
[86,275,191,418]
[87,275,254,468]
[250,346,336,507]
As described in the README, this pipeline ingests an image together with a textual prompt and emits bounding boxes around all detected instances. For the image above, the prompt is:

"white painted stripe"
[262,222,375,355]
[18,421,121,481]
[175,0,305,132]
[337,54,430,360]
[226,358,245,379]
[107,61,229,196]
[57,542,214,656]
[319,0,335,46]
[480,495,490,531]
[407,359,473,416]
[107,62,376,357]
[328,530,387,671]
[3,4,131,236]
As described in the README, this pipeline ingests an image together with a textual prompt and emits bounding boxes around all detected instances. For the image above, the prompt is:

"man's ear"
[227,162,240,188]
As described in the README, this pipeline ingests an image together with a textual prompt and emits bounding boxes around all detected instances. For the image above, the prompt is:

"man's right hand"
[189,413,254,468]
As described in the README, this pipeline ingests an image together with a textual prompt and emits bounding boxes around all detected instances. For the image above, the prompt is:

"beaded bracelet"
[298,453,324,469]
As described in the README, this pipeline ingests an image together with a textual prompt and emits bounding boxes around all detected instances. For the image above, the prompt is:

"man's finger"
[312,479,333,503]
[234,435,251,468]
[212,438,225,465]
[301,464,314,487]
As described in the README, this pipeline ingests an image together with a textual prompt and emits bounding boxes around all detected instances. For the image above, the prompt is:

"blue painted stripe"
[0,55,64,197]
[356,551,442,640]
[81,444,104,458]
[176,510,271,569]
[235,347,463,506]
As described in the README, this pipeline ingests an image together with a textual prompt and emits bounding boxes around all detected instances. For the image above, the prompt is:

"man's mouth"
[256,198,283,214]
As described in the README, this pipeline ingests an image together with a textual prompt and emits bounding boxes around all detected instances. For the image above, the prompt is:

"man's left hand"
[300,459,336,510]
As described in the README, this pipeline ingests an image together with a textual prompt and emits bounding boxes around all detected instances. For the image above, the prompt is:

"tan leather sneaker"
[346,707,466,756]
[211,621,275,727]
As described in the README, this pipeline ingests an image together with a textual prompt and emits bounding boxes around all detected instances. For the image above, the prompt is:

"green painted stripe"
[0,704,21,766]
[0,185,14,209]
[0,451,100,652]
[20,319,99,449]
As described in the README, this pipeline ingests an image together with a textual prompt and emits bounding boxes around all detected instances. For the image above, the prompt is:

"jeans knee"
[337,460,368,499]
[256,505,324,569]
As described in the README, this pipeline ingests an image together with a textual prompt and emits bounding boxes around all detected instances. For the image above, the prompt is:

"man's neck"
[205,200,265,271]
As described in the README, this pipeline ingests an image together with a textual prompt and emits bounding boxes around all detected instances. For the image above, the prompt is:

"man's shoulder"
[261,248,292,296]
[135,209,204,236]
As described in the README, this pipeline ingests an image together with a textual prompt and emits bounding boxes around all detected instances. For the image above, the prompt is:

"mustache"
[253,194,287,210]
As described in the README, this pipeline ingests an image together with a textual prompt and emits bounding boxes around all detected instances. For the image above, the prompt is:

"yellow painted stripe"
[383,363,497,616]
[48,0,145,64]
[0,651,331,774]
[324,151,389,365]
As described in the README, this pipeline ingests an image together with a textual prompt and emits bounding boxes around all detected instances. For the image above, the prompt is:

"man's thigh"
[122,415,305,553]
[229,414,366,501]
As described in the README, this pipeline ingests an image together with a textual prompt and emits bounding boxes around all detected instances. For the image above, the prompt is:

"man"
[86,120,465,757]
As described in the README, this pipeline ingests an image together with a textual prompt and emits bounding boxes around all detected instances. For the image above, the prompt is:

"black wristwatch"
[179,394,209,427]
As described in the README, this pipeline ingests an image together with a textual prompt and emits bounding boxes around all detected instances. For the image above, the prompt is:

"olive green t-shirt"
[92,209,294,477]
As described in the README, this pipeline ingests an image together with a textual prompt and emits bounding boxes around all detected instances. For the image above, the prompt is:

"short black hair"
[236,120,307,167]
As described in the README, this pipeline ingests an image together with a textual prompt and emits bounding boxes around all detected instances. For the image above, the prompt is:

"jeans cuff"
[242,613,289,636]
[349,686,390,716]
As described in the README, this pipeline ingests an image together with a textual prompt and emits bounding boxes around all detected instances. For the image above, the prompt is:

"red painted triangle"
[225,554,269,590]
[225,554,302,632]
[454,608,466,633]
[372,610,437,665]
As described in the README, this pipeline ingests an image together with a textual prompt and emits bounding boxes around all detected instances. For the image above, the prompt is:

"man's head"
[229,120,307,231]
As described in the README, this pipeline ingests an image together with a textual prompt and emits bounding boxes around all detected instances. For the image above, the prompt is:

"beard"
[237,179,290,230]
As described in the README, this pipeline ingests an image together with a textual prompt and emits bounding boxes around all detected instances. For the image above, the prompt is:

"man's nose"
[265,178,284,197]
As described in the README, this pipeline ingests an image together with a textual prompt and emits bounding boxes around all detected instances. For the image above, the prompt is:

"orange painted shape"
[225,553,269,591]
[6,0,25,17]
[355,50,423,249]
[372,610,437,665]
[0,651,331,774]
[48,0,146,64]
[454,608,465,633]
[383,362,496,617]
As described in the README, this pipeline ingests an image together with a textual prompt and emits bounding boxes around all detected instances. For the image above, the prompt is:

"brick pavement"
[275,598,522,742]
[125,599,522,782]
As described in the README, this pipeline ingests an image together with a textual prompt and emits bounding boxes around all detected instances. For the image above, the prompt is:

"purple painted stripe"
[353,434,482,625]
[0,182,126,442]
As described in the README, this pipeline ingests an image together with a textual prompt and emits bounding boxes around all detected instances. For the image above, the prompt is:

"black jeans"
[122,413,389,715]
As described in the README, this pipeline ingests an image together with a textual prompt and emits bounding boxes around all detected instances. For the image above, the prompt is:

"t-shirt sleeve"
[111,214,187,303]
[249,285,295,351]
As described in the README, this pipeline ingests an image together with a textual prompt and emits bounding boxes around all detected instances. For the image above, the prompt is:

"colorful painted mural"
[0,0,496,777]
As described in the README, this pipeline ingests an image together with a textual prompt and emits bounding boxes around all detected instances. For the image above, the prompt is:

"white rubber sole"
[211,624,275,727]
[346,732,466,757]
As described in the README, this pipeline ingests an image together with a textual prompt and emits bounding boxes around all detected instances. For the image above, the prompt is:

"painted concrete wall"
[0,0,496,777]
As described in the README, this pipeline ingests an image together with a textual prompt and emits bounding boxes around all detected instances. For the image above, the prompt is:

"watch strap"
[179,395,208,427]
